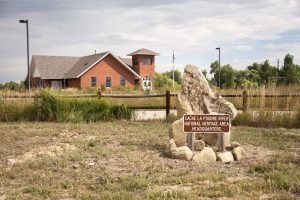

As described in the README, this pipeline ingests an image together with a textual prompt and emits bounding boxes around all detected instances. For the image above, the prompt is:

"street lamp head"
[19,19,28,23]
[216,47,220,50]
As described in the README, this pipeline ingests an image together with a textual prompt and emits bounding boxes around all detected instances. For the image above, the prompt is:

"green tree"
[221,65,236,88]
[161,70,182,85]
[210,61,236,88]
[3,81,21,90]
[202,69,207,79]
[209,60,219,74]
[210,60,221,87]
[247,62,260,71]
[280,54,300,84]
[234,70,248,88]
[247,70,261,85]
[154,72,180,89]
[259,60,277,84]
[284,53,294,66]
[207,53,300,88]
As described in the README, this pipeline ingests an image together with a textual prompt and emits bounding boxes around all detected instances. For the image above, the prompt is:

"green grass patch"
[249,154,300,193]
[0,90,132,122]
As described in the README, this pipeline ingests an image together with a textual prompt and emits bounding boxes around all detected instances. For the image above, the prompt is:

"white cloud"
[231,44,252,51]
[0,0,300,82]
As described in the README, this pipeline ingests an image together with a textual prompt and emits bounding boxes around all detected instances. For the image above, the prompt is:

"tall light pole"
[19,19,30,92]
[216,47,221,89]
[172,50,175,88]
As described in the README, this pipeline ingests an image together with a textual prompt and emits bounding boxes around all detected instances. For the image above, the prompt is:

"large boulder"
[170,64,237,147]
[176,93,193,119]
[169,118,186,147]
[192,147,216,164]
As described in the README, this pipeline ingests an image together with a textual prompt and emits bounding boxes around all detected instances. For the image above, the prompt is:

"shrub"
[35,91,58,121]
[0,91,132,122]
[295,106,300,128]
[231,112,252,126]
[154,72,181,91]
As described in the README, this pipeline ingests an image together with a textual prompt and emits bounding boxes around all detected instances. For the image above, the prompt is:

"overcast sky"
[0,0,300,83]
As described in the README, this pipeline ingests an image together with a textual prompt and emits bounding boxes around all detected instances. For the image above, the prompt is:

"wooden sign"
[183,114,230,133]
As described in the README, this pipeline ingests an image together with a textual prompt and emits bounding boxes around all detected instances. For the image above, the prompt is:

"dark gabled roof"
[66,52,109,78]
[127,48,159,56]
[30,55,80,79]
[31,51,141,80]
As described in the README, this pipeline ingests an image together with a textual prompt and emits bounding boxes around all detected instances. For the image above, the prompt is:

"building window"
[133,58,138,65]
[143,58,151,65]
[106,77,111,88]
[120,76,125,86]
[91,76,96,87]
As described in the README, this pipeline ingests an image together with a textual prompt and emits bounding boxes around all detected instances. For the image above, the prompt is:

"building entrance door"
[51,80,62,89]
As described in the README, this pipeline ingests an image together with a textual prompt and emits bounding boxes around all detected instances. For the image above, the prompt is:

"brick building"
[30,48,159,90]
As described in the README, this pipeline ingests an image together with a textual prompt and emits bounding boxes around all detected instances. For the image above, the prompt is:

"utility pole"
[19,19,30,93]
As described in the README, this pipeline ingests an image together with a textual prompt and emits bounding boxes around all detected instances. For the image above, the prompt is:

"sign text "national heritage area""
[183,114,230,133]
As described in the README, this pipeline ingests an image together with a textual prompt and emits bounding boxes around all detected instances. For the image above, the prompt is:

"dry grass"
[1,85,300,111]
[0,122,299,199]
[217,85,300,111]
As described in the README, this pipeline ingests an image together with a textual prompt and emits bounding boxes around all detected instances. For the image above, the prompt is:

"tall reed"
[0,91,132,122]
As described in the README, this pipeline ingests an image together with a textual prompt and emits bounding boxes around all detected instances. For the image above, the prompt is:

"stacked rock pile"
[165,138,246,163]
[165,64,246,163]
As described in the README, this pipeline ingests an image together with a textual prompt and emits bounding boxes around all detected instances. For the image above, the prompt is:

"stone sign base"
[165,139,246,163]
[166,64,243,163]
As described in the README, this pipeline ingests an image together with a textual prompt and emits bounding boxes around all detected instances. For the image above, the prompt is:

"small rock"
[225,146,233,151]
[88,162,95,166]
[7,158,17,165]
[165,139,177,156]
[193,147,216,164]
[232,146,246,161]
[231,142,241,148]
[226,141,241,150]
[171,146,193,161]
[216,151,234,163]
[194,140,205,151]
[168,139,177,150]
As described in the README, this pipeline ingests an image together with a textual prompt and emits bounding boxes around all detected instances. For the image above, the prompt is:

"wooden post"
[187,132,195,151]
[242,90,248,112]
[97,88,101,99]
[166,90,170,117]
[34,93,38,102]
[218,133,225,152]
